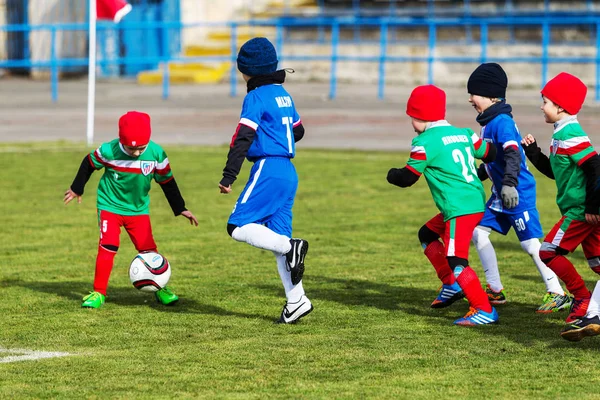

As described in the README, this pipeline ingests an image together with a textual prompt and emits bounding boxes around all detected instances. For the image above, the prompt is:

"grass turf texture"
[1,143,599,399]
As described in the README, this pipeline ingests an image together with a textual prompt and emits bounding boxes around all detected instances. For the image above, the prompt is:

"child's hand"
[586,213,600,225]
[180,210,199,226]
[64,188,81,205]
[521,134,536,146]
[219,184,232,194]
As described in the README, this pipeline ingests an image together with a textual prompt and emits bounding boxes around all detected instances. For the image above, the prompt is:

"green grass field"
[1,143,599,399]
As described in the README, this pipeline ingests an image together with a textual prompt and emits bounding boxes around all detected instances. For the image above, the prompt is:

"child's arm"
[293,122,305,142]
[521,134,555,179]
[159,178,198,226]
[64,155,96,204]
[471,132,497,163]
[580,154,600,224]
[220,124,256,191]
[387,166,420,187]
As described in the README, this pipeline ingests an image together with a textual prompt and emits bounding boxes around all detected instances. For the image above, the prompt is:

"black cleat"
[560,315,600,342]
[286,239,308,285]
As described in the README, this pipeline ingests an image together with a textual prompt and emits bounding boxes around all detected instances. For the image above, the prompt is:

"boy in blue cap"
[219,37,312,324]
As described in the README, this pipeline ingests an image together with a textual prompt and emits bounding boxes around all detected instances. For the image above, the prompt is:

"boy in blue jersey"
[219,37,312,324]
[467,63,572,312]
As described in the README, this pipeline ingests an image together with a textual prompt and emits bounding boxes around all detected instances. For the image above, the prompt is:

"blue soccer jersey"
[480,114,537,214]
[239,84,302,161]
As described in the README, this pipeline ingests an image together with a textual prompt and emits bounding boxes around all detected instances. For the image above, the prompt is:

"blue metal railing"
[1,16,599,102]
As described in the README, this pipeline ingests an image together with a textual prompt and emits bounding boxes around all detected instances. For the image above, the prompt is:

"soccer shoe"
[286,239,309,285]
[560,315,600,342]
[155,286,179,306]
[565,297,591,323]
[81,291,105,309]
[454,307,499,326]
[430,282,464,308]
[536,292,573,314]
[485,285,507,305]
[277,295,313,324]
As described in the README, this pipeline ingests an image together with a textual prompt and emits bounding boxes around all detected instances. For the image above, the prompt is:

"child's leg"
[445,213,493,313]
[520,238,564,295]
[229,223,291,254]
[472,226,502,292]
[94,210,123,295]
[419,214,454,285]
[539,217,591,300]
[124,214,157,253]
[275,252,305,303]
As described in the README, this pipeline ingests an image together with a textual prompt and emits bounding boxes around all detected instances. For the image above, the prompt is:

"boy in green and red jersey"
[521,72,600,341]
[64,111,198,309]
[387,85,499,326]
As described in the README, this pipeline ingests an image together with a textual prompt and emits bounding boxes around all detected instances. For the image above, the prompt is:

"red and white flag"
[97,0,132,23]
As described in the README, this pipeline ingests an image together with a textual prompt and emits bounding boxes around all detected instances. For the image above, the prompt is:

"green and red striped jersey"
[89,139,173,215]
[406,121,491,221]
[549,119,597,221]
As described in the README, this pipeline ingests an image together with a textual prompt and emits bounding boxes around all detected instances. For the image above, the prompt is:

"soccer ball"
[129,252,171,292]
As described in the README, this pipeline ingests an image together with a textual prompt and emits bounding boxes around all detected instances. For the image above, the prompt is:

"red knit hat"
[406,85,446,121]
[119,111,151,147]
[541,72,587,115]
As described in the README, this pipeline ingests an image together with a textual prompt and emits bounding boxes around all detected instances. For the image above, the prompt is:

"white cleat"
[277,295,313,324]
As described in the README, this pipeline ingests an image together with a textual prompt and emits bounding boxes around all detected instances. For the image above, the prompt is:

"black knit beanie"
[467,63,508,98]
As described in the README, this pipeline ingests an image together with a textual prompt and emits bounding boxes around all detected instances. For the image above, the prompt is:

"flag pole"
[87,0,97,147]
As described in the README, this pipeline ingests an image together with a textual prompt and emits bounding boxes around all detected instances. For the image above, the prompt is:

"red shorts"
[98,210,157,252]
[544,216,600,257]
[425,212,484,259]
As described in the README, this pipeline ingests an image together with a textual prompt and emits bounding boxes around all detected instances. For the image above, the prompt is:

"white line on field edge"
[0,348,73,363]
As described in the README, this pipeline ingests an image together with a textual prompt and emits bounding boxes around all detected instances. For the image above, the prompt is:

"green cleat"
[81,291,105,309]
[536,292,573,314]
[155,286,179,306]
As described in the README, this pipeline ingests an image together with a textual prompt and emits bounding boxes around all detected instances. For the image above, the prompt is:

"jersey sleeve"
[88,143,110,170]
[239,92,264,131]
[470,130,490,160]
[406,136,428,175]
[292,106,302,128]
[559,134,597,166]
[495,119,520,152]
[154,147,173,184]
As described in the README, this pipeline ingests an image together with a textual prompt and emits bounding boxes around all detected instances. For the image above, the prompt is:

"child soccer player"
[466,63,571,312]
[521,72,600,341]
[218,37,312,324]
[64,111,198,308]
[387,84,499,326]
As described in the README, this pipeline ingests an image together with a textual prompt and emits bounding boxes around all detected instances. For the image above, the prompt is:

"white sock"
[472,226,503,292]
[275,253,305,303]
[586,281,600,317]
[520,238,565,295]
[231,223,292,255]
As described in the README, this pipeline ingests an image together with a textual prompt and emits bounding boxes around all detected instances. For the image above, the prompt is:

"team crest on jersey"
[140,161,155,176]
[551,139,559,155]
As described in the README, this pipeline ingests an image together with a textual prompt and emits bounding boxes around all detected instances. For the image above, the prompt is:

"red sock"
[546,256,590,299]
[93,245,117,295]
[456,266,492,313]
[424,241,455,285]
[591,266,600,276]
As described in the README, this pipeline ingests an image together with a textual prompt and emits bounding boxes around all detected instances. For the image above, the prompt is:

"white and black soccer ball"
[129,252,171,292]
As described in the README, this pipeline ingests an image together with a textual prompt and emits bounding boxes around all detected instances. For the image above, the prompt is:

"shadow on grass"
[256,275,600,349]
[0,279,273,322]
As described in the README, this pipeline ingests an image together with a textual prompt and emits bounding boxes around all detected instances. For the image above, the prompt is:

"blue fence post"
[427,23,436,84]
[161,21,170,100]
[378,22,388,100]
[480,23,488,63]
[50,27,58,103]
[329,21,339,100]
[229,22,238,97]
[596,22,600,102]
[276,23,284,62]
[541,21,550,89]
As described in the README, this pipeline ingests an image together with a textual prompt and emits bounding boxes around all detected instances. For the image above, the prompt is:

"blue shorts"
[228,157,298,237]
[479,208,543,241]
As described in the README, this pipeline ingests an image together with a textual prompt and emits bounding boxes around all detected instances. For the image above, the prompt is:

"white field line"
[0,348,73,363]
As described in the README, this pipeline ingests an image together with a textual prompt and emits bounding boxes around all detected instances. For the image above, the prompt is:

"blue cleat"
[454,307,499,326]
[431,281,464,309]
